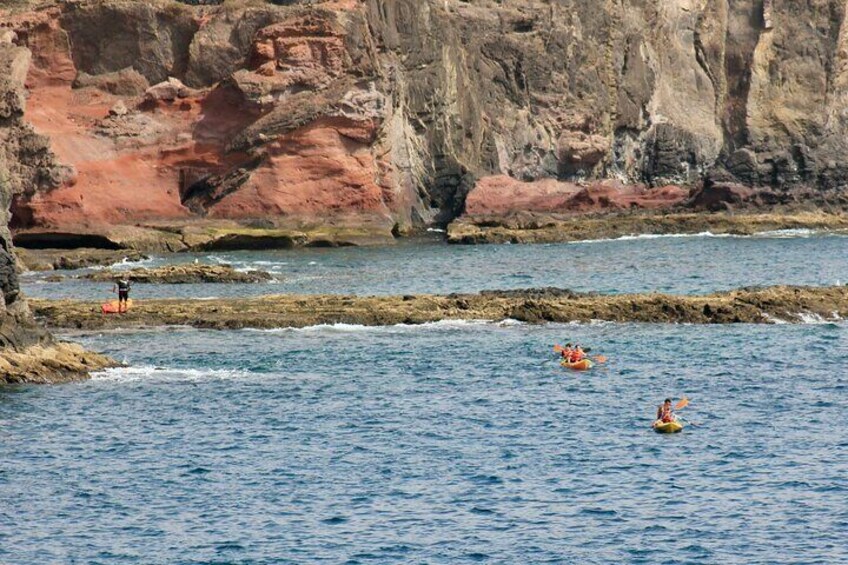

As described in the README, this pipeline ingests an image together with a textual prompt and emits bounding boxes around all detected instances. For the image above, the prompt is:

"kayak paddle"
[674,397,689,411]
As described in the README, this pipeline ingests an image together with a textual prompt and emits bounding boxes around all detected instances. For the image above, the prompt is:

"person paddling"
[569,345,586,363]
[560,343,573,360]
[112,276,131,313]
[656,398,676,423]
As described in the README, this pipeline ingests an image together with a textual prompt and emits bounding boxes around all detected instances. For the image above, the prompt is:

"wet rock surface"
[16,248,149,271]
[30,286,848,331]
[81,264,273,284]
[0,342,118,384]
[447,211,848,245]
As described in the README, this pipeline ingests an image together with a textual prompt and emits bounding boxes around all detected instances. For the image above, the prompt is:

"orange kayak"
[101,299,133,314]
[560,358,594,371]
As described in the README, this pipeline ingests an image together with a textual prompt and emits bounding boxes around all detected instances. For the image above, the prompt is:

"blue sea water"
[3,234,848,564]
[20,230,848,300]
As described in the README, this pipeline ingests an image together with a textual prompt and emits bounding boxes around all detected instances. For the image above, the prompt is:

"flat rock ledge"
[16,248,149,271]
[1,342,118,385]
[447,211,848,244]
[81,264,273,284]
[29,286,848,330]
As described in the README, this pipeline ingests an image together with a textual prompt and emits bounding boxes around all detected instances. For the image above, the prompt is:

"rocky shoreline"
[13,221,397,254]
[446,211,848,245]
[81,264,274,284]
[16,248,149,271]
[0,342,117,385]
[30,286,848,331]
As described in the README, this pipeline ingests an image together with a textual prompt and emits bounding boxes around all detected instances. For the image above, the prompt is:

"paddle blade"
[675,397,689,410]
[593,355,607,364]
[553,345,564,353]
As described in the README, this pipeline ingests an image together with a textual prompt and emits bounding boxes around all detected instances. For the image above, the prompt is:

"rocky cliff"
[2,0,848,250]
[0,32,113,383]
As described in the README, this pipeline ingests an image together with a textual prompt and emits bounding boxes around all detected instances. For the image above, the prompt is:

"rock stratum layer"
[3,0,848,249]
[1,30,115,383]
[30,286,848,330]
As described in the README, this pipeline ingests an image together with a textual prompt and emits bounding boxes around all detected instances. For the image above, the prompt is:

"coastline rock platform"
[16,248,149,271]
[30,286,848,331]
[447,211,848,245]
[0,342,117,385]
[81,264,274,284]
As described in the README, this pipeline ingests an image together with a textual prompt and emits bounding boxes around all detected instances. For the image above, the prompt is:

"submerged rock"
[81,264,273,284]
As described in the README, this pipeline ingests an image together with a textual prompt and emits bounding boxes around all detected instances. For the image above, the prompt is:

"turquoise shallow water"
[2,321,847,564]
[20,231,848,300]
[4,236,848,563]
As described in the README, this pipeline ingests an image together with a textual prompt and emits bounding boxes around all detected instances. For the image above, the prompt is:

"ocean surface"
[20,230,848,300]
[3,233,848,564]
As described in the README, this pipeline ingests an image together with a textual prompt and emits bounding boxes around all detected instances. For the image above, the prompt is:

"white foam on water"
[794,311,841,324]
[761,313,790,325]
[251,260,288,266]
[573,231,726,244]
[240,318,523,334]
[395,319,494,329]
[571,228,840,245]
[92,365,253,383]
[427,228,446,233]
[85,255,156,272]
[753,228,818,238]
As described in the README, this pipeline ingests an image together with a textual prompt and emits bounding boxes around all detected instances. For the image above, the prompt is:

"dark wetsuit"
[117,279,131,302]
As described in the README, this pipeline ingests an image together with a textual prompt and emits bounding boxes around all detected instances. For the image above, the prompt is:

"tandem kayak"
[652,420,684,433]
[561,358,594,371]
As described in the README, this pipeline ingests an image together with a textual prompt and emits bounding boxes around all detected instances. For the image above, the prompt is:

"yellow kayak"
[652,420,684,433]
[561,358,594,371]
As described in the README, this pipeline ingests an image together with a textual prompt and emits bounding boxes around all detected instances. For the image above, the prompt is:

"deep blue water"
[20,231,848,300]
[2,321,847,564]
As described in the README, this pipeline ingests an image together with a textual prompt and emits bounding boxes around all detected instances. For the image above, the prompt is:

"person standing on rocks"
[112,276,132,313]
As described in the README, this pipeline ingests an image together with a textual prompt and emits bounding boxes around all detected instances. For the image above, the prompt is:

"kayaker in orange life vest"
[568,345,586,363]
[656,398,675,423]
[560,343,573,359]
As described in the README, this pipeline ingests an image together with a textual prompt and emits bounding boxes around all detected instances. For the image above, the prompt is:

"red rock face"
[465,175,688,216]
[207,117,389,219]
[5,2,395,239]
[247,16,347,89]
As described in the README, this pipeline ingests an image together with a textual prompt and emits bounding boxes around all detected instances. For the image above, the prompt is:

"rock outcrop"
[3,0,848,249]
[1,32,115,383]
[29,285,848,330]
[81,263,273,284]
[16,247,148,270]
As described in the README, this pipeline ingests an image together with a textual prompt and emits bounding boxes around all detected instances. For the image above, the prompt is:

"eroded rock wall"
[3,0,848,242]
[0,35,54,352]
[1,30,116,383]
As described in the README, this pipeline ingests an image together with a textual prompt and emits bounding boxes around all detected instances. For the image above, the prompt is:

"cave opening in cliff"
[12,232,123,250]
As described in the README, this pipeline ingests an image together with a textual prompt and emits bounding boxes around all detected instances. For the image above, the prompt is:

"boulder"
[144,77,194,102]
[108,100,128,117]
